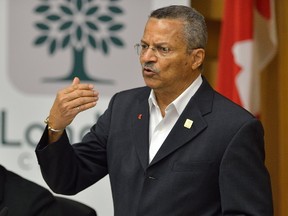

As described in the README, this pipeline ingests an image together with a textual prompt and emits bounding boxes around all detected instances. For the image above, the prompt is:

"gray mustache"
[142,62,160,73]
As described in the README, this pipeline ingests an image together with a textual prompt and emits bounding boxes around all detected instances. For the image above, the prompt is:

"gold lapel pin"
[184,119,193,129]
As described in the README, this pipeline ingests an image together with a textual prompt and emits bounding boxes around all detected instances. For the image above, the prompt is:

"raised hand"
[46,77,99,143]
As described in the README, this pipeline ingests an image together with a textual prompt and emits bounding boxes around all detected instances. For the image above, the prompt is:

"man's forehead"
[142,18,184,43]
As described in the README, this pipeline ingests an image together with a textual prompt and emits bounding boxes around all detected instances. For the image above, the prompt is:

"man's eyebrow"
[140,40,169,46]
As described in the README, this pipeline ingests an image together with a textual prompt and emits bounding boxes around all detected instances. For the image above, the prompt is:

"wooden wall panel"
[263,0,288,215]
[261,60,280,215]
[275,0,288,214]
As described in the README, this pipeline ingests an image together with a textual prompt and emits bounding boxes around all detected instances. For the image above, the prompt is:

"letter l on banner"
[216,0,277,116]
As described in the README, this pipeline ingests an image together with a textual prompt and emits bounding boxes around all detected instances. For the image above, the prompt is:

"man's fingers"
[74,101,97,113]
[63,88,98,104]
[64,83,95,94]
[57,90,99,113]
[72,77,94,91]
[72,93,99,109]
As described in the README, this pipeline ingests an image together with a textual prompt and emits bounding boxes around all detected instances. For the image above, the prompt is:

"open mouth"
[144,67,153,72]
[143,68,156,76]
[143,66,158,74]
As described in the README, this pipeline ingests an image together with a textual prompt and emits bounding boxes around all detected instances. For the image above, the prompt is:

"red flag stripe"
[216,0,253,106]
[256,0,271,19]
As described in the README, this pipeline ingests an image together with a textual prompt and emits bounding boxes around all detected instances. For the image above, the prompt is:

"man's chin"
[143,79,158,89]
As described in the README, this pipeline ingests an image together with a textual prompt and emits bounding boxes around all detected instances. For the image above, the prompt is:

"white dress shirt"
[148,75,203,163]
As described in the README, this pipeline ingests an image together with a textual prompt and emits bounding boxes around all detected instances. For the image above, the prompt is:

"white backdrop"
[0,0,189,215]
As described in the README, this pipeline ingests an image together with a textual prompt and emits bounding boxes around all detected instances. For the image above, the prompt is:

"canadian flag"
[216,0,277,115]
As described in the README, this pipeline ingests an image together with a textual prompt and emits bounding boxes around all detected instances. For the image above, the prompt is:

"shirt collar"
[148,75,203,115]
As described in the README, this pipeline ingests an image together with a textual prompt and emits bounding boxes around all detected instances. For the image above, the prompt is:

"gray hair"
[149,5,208,52]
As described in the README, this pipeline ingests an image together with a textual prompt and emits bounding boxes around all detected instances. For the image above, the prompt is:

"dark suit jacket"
[36,77,273,216]
[0,165,62,216]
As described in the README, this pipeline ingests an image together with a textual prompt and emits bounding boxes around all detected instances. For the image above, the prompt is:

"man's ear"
[191,48,205,70]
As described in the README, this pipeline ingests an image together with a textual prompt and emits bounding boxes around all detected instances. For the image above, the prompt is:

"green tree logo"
[33,0,125,83]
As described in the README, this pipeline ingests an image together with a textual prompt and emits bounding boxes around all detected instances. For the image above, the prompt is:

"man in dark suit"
[35,5,273,216]
[0,164,97,216]
[0,165,62,216]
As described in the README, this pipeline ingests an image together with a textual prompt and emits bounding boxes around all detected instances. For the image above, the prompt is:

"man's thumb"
[72,77,80,85]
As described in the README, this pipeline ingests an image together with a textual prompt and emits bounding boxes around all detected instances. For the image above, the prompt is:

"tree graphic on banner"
[33,0,125,83]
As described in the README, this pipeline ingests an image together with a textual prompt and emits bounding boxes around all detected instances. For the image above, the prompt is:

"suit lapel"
[150,78,214,166]
[131,88,151,170]
[131,78,215,168]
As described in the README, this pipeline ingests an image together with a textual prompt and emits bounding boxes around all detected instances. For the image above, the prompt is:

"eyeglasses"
[134,43,172,58]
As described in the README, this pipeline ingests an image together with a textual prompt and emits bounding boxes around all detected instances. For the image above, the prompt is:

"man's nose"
[140,48,158,62]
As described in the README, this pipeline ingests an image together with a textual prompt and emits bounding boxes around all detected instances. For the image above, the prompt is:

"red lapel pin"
[138,114,142,119]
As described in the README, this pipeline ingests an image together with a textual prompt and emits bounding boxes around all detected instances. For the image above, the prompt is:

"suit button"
[148,176,157,180]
